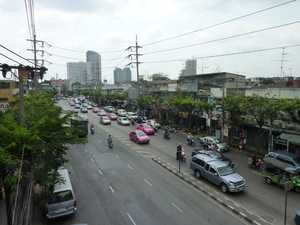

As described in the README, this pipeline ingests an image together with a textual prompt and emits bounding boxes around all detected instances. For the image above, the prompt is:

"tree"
[199,100,218,134]
[149,73,170,81]
[164,93,200,129]
[60,83,68,96]
[223,92,245,143]
[1,91,87,225]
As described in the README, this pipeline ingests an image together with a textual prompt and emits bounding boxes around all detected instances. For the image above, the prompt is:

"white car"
[126,112,138,120]
[80,115,89,122]
[117,117,130,126]
[86,105,92,110]
[146,119,161,129]
[117,109,127,117]
[100,116,111,125]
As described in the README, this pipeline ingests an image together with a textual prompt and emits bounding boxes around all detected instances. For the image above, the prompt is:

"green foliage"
[150,73,170,81]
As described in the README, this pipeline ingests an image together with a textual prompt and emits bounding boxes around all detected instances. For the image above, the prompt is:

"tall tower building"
[86,50,101,85]
[114,67,132,83]
[67,62,91,90]
[179,59,197,77]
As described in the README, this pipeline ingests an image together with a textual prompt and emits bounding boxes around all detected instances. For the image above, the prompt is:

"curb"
[152,157,263,225]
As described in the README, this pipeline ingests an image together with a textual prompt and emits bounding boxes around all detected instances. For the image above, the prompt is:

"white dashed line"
[85,149,87,152]
[172,203,183,212]
[127,213,136,225]
[109,186,114,193]
[127,165,133,169]
[115,155,119,158]
[144,179,152,186]
[98,169,102,175]
[91,158,94,162]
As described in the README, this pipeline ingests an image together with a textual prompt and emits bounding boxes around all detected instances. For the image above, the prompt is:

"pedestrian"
[239,139,244,152]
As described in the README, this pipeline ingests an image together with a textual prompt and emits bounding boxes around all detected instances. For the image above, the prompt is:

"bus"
[70,116,88,137]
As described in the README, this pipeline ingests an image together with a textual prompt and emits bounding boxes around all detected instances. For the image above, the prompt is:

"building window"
[0,82,10,89]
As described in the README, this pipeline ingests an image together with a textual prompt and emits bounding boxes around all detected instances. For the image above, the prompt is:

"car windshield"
[102,116,109,120]
[144,124,152,128]
[47,190,73,204]
[137,132,146,137]
[209,152,222,159]
[110,114,116,116]
[122,118,128,120]
[217,166,234,176]
[213,138,221,143]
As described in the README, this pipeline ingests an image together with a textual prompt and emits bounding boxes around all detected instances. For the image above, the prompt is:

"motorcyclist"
[90,124,95,132]
[252,154,257,166]
[187,133,193,143]
[108,134,113,144]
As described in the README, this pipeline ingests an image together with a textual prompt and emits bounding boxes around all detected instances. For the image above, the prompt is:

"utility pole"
[126,35,142,100]
[27,37,45,90]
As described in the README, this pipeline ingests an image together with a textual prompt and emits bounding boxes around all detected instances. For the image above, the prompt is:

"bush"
[184,129,198,135]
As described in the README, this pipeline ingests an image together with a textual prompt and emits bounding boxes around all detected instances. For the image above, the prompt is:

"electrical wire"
[144,44,300,64]
[0,45,34,65]
[142,0,297,47]
[143,21,300,55]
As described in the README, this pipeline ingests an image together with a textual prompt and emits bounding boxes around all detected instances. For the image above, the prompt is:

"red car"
[136,123,155,135]
[92,107,100,113]
[97,109,107,116]
[129,130,150,144]
[107,113,118,120]
[69,102,75,106]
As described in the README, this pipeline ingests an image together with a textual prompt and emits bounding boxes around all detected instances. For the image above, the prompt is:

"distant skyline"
[0,0,299,82]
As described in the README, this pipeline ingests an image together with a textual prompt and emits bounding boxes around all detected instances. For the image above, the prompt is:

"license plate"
[57,207,67,212]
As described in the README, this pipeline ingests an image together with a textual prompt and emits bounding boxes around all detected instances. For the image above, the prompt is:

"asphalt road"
[51,101,299,225]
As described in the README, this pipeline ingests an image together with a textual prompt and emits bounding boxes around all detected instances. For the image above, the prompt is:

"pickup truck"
[189,154,246,193]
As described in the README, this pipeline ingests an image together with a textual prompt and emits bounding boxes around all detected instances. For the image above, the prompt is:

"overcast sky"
[0,0,299,82]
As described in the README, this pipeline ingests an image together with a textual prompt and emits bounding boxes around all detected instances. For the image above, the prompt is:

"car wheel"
[266,178,272,185]
[295,186,300,193]
[220,183,228,193]
[195,170,201,179]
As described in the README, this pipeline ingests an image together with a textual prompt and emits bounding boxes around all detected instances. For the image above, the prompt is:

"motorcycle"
[248,157,263,170]
[108,140,113,148]
[153,125,158,133]
[90,127,95,134]
[162,125,176,133]
[163,131,170,139]
[186,137,196,147]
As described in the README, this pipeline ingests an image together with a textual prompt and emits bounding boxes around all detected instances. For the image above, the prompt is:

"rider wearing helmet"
[187,133,193,142]
[90,124,95,132]
[108,134,113,144]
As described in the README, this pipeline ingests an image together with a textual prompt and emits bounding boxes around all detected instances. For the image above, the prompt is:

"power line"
[0,44,34,65]
[142,0,297,47]
[144,44,300,64]
[143,21,300,55]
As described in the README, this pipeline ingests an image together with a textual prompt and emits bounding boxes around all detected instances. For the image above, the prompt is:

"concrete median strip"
[152,157,265,225]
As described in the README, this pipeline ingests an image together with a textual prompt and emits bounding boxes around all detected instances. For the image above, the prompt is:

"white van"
[45,169,77,219]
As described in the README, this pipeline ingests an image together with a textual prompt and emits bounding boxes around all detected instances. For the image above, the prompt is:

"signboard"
[0,102,9,111]
[274,137,288,146]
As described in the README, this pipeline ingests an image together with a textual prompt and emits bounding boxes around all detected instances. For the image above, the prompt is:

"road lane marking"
[98,169,102,175]
[91,158,94,162]
[99,140,102,143]
[172,203,183,213]
[85,149,87,152]
[252,171,261,176]
[109,186,114,193]
[144,179,152,186]
[115,155,119,158]
[127,165,133,169]
[127,213,136,225]
[161,145,166,148]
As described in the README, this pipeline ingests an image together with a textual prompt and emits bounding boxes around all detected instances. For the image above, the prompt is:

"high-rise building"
[67,62,91,90]
[86,50,101,85]
[179,59,197,77]
[114,67,132,83]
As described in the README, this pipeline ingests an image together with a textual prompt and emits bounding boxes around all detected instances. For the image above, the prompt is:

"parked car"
[126,112,138,120]
[107,113,118,120]
[117,117,130,126]
[74,104,81,109]
[266,150,300,170]
[189,154,246,193]
[97,110,107,116]
[129,130,150,144]
[116,109,127,116]
[92,107,100,113]
[100,116,111,125]
[146,119,161,129]
[80,107,88,113]
[199,136,230,153]
[136,123,155,135]
[191,149,234,168]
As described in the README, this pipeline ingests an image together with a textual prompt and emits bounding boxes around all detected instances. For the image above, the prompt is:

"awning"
[277,133,300,145]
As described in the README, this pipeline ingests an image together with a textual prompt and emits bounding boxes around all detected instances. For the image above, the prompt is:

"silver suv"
[189,154,246,193]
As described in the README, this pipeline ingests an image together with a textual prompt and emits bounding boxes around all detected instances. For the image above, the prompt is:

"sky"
[0,0,300,83]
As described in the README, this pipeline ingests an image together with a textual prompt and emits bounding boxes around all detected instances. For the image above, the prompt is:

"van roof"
[53,169,73,193]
